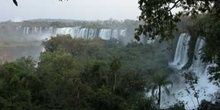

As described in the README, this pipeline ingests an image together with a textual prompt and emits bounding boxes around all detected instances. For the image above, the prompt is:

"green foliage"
[198,100,220,110]
[0,35,173,109]
[132,97,157,110]
[42,35,74,52]
[116,70,147,99]
[36,49,86,109]
[110,57,121,73]
[89,86,127,110]
[136,0,220,41]
[0,57,35,110]
[168,102,186,110]
[81,62,108,89]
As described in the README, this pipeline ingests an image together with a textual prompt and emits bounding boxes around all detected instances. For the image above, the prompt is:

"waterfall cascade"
[19,26,158,44]
[21,26,127,40]
[56,27,127,40]
[56,27,94,39]
[22,27,55,35]
[189,37,206,74]
[169,33,191,69]
[166,34,219,109]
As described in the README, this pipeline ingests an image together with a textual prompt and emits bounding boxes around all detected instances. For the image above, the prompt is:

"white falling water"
[23,27,30,34]
[22,27,55,35]
[39,27,42,34]
[168,67,219,110]
[56,27,126,40]
[169,33,191,69]
[98,29,112,40]
[119,29,126,37]
[41,27,54,35]
[78,28,88,38]
[33,27,39,34]
[56,27,77,37]
[135,33,157,44]
[48,27,54,34]
[112,29,120,39]
[189,37,206,74]
[184,37,218,109]
[164,35,219,109]
[56,27,97,39]
[88,29,98,39]
[21,26,129,42]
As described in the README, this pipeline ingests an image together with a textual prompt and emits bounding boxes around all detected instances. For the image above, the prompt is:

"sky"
[0,0,140,22]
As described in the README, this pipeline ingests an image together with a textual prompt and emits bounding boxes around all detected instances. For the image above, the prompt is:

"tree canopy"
[136,0,220,41]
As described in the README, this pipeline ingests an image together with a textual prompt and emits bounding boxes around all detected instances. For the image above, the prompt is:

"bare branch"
[169,0,181,11]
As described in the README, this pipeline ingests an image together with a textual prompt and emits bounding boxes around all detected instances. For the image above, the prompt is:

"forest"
[0,34,174,110]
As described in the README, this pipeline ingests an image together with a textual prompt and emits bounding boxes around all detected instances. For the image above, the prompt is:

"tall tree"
[110,57,121,92]
[148,70,173,109]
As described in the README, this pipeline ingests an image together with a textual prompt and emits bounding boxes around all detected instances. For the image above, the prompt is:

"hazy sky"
[0,0,140,22]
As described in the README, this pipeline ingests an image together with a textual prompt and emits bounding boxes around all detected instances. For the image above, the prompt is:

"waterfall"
[48,27,54,34]
[135,32,157,44]
[56,27,76,36]
[23,27,30,34]
[112,29,120,39]
[98,29,112,40]
[188,38,218,108]
[56,27,97,39]
[20,26,131,42]
[39,27,42,34]
[56,27,75,37]
[56,27,127,40]
[164,35,219,109]
[33,27,39,34]
[119,29,126,37]
[88,29,98,39]
[189,37,206,74]
[169,33,191,69]
[22,26,54,35]
[78,28,89,39]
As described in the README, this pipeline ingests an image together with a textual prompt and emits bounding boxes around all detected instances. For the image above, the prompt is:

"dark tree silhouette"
[13,0,18,6]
